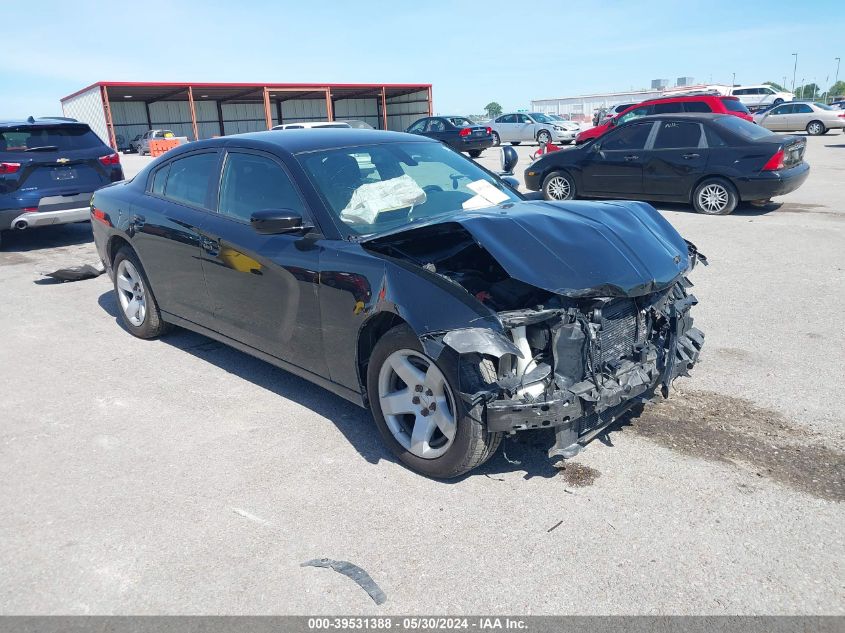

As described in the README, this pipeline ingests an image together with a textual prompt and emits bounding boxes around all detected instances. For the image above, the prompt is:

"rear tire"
[468,150,483,158]
[366,324,501,478]
[542,170,576,201]
[692,177,738,215]
[806,120,826,136]
[491,132,501,146]
[112,246,171,339]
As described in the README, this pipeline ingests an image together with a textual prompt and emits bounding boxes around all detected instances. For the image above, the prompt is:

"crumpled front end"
[423,273,704,462]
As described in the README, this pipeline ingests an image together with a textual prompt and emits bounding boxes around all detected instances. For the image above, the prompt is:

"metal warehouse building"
[61,81,433,150]
[531,84,730,122]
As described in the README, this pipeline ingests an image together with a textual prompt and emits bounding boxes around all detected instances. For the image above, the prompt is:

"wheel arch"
[107,234,134,266]
[356,311,409,404]
[688,173,737,203]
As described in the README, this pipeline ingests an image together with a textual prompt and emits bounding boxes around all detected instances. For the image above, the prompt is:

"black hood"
[363,200,692,298]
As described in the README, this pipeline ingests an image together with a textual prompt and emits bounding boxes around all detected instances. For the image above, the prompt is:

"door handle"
[683,153,700,159]
[624,155,639,161]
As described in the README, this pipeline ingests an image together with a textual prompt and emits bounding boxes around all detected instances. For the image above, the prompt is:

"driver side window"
[218,152,306,223]
[618,106,650,125]
[407,119,427,134]
[600,122,654,151]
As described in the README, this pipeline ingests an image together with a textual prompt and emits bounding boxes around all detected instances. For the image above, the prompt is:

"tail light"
[459,128,472,137]
[91,208,111,227]
[98,153,120,166]
[486,127,492,134]
[762,149,785,171]
[0,162,21,174]
[23,207,37,213]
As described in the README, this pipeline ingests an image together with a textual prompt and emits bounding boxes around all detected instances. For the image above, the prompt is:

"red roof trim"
[61,81,432,102]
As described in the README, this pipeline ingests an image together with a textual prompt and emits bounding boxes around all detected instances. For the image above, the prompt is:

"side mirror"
[250,209,308,235]
[500,145,518,174]
[500,175,520,190]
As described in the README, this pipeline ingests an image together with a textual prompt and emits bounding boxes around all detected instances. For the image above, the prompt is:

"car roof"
[0,117,84,128]
[627,113,727,123]
[191,128,432,154]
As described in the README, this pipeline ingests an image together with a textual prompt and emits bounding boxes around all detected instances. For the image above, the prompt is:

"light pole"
[799,77,805,99]
[836,57,841,96]
[731,72,736,88]
[791,53,798,94]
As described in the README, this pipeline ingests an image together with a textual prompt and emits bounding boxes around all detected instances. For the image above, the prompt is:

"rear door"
[580,121,655,196]
[424,118,450,144]
[493,114,517,142]
[786,103,814,130]
[197,149,327,376]
[132,150,218,325]
[642,120,707,199]
[0,124,118,211]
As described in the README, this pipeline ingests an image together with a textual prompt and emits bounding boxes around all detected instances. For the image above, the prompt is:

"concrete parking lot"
[1,136,843,615]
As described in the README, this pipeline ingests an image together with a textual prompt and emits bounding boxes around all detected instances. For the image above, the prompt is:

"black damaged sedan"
[91,129,705,478]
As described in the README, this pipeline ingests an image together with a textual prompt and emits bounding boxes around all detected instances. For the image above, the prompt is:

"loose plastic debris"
[301,558,387,605]
[42,261,105,282]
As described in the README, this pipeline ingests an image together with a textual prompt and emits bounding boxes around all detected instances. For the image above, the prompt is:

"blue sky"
[2,0,843,118]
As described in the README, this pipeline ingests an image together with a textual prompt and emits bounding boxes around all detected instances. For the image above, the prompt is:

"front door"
[642,121,707,198]
[198,149,328,376]
[580,121,654,196]
[515,114,535,141]
[762,103,792,130]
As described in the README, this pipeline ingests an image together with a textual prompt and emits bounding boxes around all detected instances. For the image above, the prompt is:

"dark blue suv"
[0,117,124,247]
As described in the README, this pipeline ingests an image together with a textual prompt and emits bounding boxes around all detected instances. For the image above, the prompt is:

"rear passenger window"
[218,152,306,222]
[150,164,169,195]
[704,127,728,148]
[162,152,217,208]
[684,102,711,113]
[653,102,684,114]
[653,122,702,149]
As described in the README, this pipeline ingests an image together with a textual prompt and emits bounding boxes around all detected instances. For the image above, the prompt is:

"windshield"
[446,117,474,127]
[298,141,521,237]
[714,115,776,141]
[530,113,553,123]
[0,124,103,153]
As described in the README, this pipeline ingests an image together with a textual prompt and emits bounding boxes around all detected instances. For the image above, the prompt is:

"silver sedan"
[488,112,577,146]
[753,102,845,135]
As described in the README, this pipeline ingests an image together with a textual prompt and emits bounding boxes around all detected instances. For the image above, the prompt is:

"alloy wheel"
[698,184,729,213]
[807,122,823,135]
[538,131,551,144]
[116,259,147,327]
[546,176,571,200]
[377,349,457,459]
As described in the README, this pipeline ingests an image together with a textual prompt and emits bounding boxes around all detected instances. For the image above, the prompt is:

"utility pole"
[836,57,841,95]
[799,77,805,99]
[731,72,736,88]
[791,53,798,94]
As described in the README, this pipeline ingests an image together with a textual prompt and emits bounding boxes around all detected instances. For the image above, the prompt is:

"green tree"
[764,81,786,92]
[795,83,820,99]
[829,81,845,98]
[484,102,502,118]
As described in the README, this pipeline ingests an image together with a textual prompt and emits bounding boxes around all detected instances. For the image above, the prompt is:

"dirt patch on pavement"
[557,462,601,487]
[629,391,845,501]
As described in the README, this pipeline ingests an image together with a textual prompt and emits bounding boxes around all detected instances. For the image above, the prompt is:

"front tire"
[542,170,576,201]
[692,177,738,215]
[112,247,171,339]
[537,130,551,145]
[773,98,784,105]
[468,149,483,158]
[367,324,501,478]
[806,120,825,136]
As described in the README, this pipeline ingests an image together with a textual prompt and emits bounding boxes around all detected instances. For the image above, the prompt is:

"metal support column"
[427,86,433,116]
[187,86,199,141]
[263,87,273,130]
[381,87,388,130]
[100,85,118,151]
[325,88,334,121]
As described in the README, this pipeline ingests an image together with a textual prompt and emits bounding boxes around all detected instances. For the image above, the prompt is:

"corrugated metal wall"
[222,103,276,135]
[61,87,109,145]
[385,90,429,131]
[333,98,379,128]
[110,101,148,149]
[279,99,327,124]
